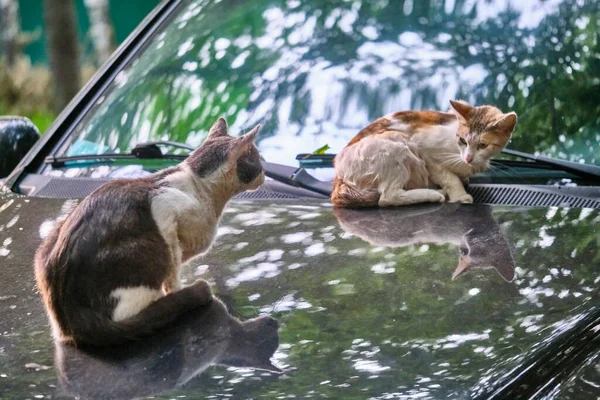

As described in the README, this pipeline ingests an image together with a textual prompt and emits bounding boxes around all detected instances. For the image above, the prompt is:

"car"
[1,0,599,399]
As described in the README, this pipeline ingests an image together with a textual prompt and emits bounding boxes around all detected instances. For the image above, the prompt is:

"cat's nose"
[465,155,473,164]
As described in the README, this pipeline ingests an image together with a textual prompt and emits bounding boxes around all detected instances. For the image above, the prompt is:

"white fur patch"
[151,164,218,263]
[379,188,445,207]
[110,286,163,322]
[385,118,411,133]
[335,135,422,191]
[151,186,197,258]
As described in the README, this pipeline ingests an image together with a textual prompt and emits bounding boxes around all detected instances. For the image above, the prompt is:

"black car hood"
[0,191,598,399]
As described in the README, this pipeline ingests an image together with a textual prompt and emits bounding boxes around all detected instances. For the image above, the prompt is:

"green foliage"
[311,144,331,155]
[0,105,55,134]
[23,109,56,133]
[62,0,599,171]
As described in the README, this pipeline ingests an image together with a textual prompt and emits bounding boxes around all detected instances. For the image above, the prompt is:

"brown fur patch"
[331,177,379,208]
[346,118,390,147]
[457,106,514,136]
[392,111,457,130]
[345,111,457,148]
[463,106,503,134]
[480,131,509,148]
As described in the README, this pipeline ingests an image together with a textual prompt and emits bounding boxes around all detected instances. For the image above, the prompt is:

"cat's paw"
[189,279,213,305]
[434,191,446,203]
[449,194,473,204]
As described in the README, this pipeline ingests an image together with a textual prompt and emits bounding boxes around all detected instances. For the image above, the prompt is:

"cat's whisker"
[440,157,465,169]
[488,163,519,178]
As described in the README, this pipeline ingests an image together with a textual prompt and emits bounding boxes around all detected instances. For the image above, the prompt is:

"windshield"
[52,0,600,178]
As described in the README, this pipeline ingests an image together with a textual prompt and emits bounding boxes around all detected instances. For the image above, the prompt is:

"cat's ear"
[452,256,471,280]
[230,124,261,159]
[208,117,229,139]
[239,124,260,144]
[449,100,474,120]
[494,112,517,134]
[235,124,260,148]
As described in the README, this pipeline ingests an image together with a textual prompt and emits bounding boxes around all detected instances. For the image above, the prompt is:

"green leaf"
[312,144,330,155]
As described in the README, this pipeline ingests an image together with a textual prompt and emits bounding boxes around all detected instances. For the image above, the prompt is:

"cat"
[331,100,517,208]
[34,117,265,346]
[55,296,281,400]
[333,203,515,281]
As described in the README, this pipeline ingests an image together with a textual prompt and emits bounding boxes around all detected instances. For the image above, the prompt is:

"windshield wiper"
[44,141,333,195]
[260,161,332,196]
[500,149,600,181]
[296,149,600,182]
[44,141,192,167]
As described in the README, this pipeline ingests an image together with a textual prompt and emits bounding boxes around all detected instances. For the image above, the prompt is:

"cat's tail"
[64,280,212,347]
[331,177,380,208]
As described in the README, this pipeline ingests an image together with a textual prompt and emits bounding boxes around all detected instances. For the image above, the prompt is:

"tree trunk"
[84,0,115,65]
[0,0,20,66]
[43,0,82,112]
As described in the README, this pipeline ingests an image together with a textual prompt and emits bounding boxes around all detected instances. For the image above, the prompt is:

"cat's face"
[219,315,281,373]
[452,228,515,281]
[450,100,517,169]
[186,118,265,192]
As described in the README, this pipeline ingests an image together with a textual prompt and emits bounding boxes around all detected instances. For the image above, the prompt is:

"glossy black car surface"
[1,0,599,399]
[0,193,599,399]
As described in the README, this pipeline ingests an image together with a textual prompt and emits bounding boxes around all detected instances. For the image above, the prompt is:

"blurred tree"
[43,0,81,111]
[84,0,115,65]
[0,0,20,66]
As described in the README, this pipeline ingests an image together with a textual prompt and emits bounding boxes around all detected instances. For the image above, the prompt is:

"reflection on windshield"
[52,0,599,179]
[55,297,280,400]
[334,204,516,281]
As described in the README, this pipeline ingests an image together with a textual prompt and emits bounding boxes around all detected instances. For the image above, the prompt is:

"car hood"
[0,191,598,399]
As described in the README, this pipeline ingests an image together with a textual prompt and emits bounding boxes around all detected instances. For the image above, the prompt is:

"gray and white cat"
[334,204,515,281]
[34,118,265,346]
[55,297,281,400]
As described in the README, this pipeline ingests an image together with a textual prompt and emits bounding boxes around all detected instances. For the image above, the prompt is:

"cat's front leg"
[428,167,473,204]
[162,266,183,294]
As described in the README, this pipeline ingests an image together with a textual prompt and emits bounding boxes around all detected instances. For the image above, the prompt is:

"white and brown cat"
[332,100,517,207]
[34,118,265,346]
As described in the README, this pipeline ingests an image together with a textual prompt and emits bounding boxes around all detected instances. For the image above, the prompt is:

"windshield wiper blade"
[500,149,600,181]
[134,140,195,152]
[261,161,332,196]
[44,141,192,168]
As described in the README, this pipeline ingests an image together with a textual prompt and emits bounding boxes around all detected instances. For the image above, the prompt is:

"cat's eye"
[478,143,488,149]
[458,138,467,146]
